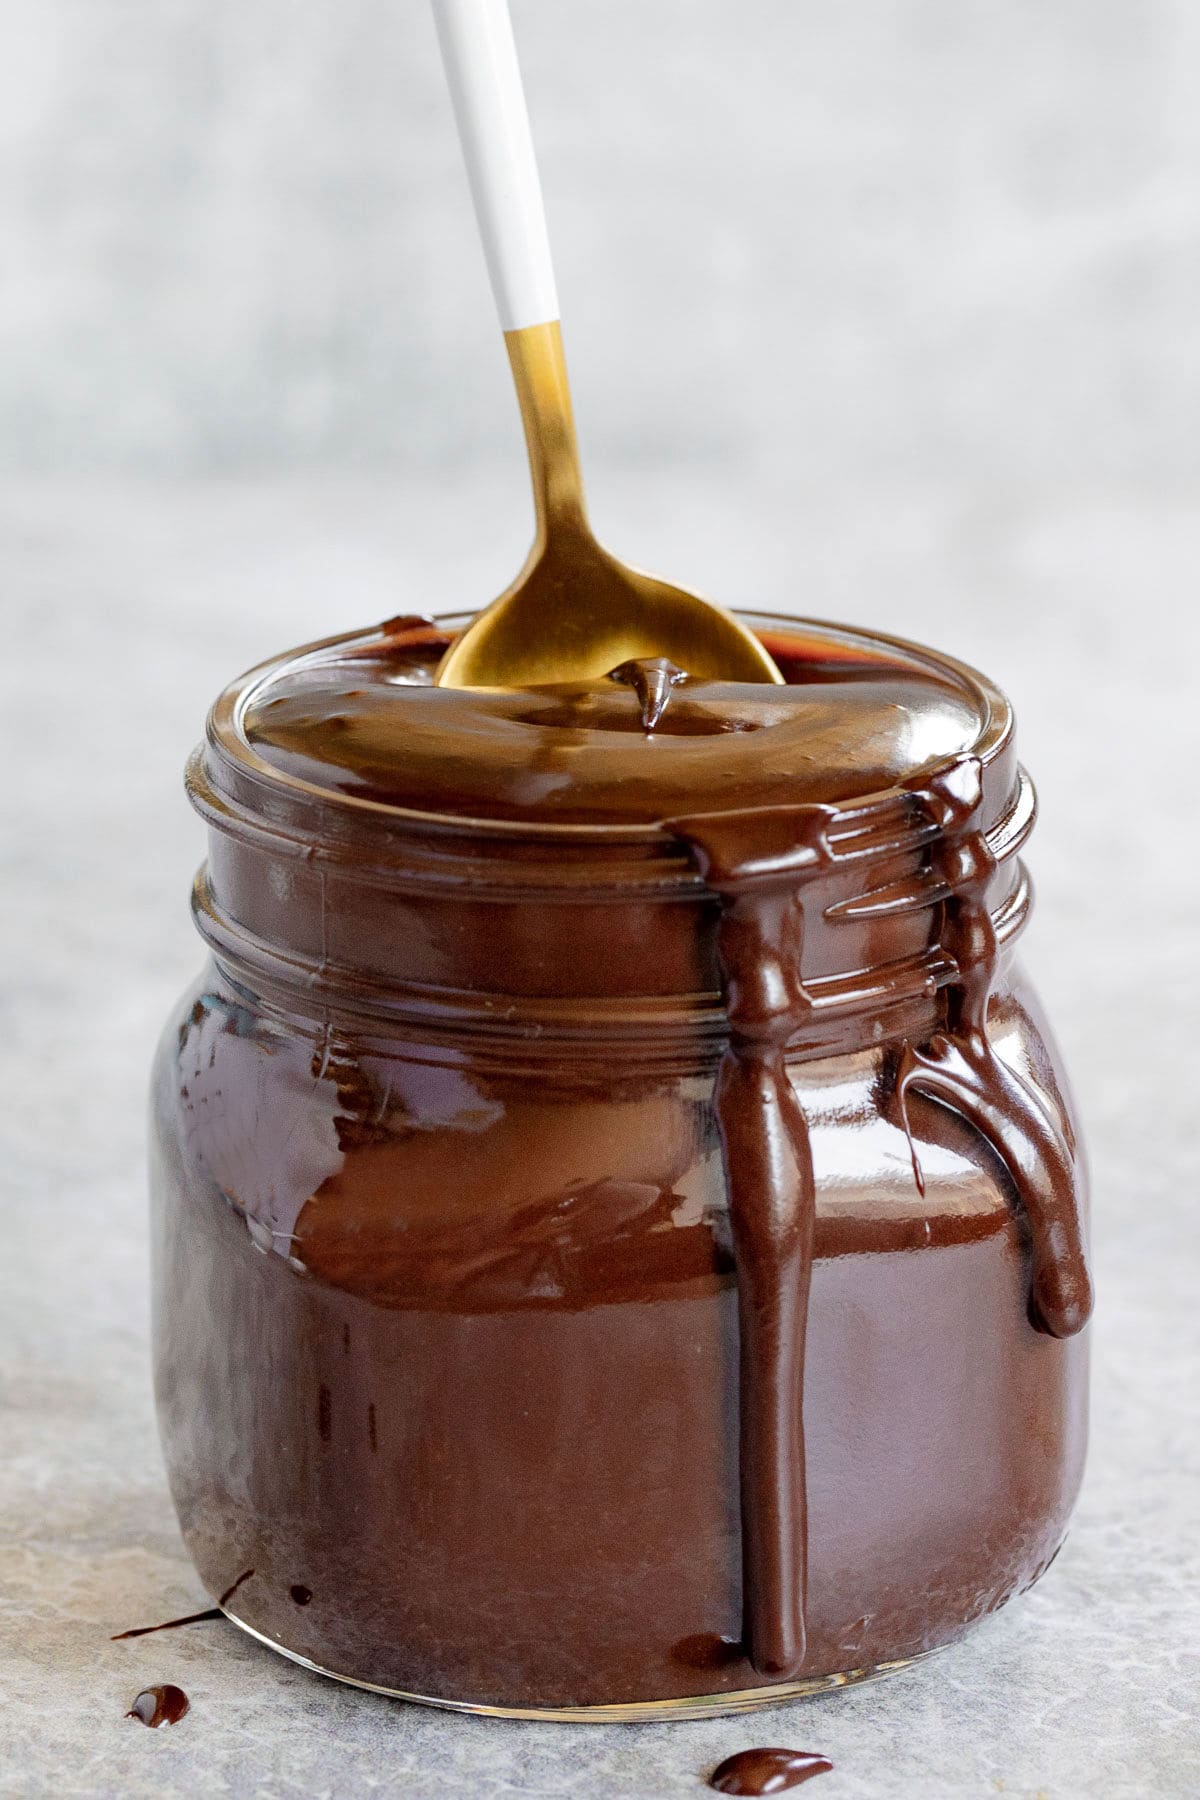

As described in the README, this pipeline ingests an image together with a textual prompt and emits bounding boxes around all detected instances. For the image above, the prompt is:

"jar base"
[222,1608,938,1721]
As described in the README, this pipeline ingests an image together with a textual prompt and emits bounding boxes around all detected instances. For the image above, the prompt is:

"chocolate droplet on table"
[708,1748,833,1795]
[126,1685,189,1728]
[289,1584,313,1606]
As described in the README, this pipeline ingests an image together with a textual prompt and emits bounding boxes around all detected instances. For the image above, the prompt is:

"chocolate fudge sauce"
[241,619,983,823]
[668,758,1090,1673]
[666,805,835,1676]
[151,612,1091,1711]
[112,1569,254,1640]
[894,758,1091,1339]
[126,1686,189,1728]
[708,1748,833,1794]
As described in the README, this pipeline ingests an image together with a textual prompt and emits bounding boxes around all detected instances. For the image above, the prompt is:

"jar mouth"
[204,609,1009,847]
[190,610,1033,1045]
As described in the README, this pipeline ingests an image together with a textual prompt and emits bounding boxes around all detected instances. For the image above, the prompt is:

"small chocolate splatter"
[126,1685,189,1728]
[289,1584,313,1606]
[111,1606,221,1641]
[111,1569,254,1640]
[708,1747,833,1795]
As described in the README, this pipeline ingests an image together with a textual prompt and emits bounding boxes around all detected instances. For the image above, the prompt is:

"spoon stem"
[505,320,588,545]
[430,0,784,691]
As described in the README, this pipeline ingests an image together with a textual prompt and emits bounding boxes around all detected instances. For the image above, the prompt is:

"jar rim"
[201,609,1011,848]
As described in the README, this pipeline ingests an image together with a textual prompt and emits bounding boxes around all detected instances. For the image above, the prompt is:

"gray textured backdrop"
[3,0,1198,485]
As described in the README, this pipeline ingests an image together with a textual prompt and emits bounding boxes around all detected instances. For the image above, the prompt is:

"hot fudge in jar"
[150,610,1091,1718]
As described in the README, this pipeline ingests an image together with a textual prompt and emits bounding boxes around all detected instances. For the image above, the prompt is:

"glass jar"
[149,611,1090,1719]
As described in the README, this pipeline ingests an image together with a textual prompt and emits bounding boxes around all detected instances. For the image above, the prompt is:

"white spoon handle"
[432,0,559,331]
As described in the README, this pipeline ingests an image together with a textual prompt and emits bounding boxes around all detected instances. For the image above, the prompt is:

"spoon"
[430,0,782,690]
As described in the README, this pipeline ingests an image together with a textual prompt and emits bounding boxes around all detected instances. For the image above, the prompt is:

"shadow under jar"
[149,610,1092,1720]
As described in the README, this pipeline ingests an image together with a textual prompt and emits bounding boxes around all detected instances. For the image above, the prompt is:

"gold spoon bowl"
[435,323,783,690]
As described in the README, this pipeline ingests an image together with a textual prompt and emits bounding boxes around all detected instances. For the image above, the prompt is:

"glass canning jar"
[149,611,1090,1719]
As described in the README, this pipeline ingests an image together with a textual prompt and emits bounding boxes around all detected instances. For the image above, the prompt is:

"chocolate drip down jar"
[150,612,1092,1719]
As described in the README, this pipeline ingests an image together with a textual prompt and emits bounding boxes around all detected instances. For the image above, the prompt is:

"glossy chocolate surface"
[152,613,1091,1710]
[242,617,980,824]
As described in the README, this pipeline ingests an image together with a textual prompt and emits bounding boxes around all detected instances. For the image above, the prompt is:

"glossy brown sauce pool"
[156,613,1093,1709]
[126,1685,189,1727]
[709,1748,833,1794]
[243,618,983,824]
[709,1747,833,1794]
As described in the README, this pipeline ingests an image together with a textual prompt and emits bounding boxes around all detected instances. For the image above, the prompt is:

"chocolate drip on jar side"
[668,804,836,1681]
[894,755,1092,1339]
